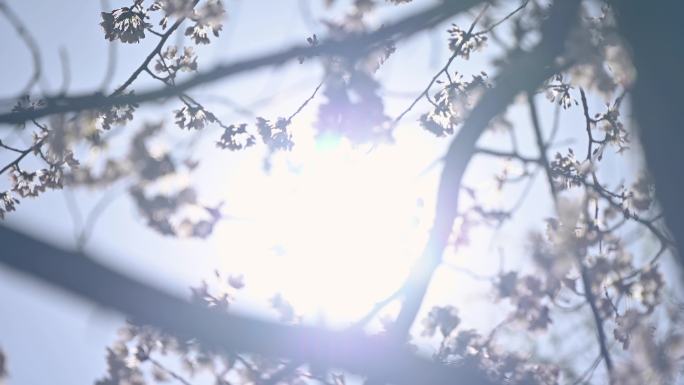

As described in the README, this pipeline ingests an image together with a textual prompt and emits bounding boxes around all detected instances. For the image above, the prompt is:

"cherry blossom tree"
[0,1,683,385]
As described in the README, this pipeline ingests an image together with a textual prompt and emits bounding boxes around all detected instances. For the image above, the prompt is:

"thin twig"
[0,140,25,153]
[287,80,325,123]
[527,92,557,200]
[533,91,614,383]
[578,263,614,381]
[0,139,43,175]
[58,47,71,94]
[571,353,602,385]
[62,189,85,247]
[475,147,541,164]
[392,4,490,126]
[349,286,404,330]
[0,1,483,124]
[474,0,529,36]
[391,0,580,341]
[110,1,197,97]
[263,361,302,385]
[75,188,122,251]
[149,357,194,385]
[579,88,594,160]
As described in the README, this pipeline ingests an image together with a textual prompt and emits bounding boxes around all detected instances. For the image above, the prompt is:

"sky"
[0,1,671,384]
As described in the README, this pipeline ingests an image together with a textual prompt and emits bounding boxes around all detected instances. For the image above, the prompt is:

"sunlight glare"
[215,135,432,324]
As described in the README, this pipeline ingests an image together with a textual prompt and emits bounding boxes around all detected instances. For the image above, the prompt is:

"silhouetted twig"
[391,0,581,342]
[0,1,483,125]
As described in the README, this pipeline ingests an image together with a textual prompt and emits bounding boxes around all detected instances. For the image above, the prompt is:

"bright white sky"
[0,1,658,384]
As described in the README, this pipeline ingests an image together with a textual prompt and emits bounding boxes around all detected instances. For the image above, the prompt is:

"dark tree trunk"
[614,1,684,262]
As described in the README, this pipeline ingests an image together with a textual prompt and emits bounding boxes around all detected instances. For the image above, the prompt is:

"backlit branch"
[110,0,198,97]
[0,0,483,125]
[0,224,498,385]
[391,0,581,341]
[392,1,530,127]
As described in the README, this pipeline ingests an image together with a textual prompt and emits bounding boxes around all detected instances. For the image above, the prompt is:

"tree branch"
[532,72,614,385]
[110,3,194,97]
[578,262,614,380]
[0,224,498,385]
[0,1,483,125]
[527,92,557,199]
[0,1,42,94]
[391,0,581,341]
[392,3,492,126]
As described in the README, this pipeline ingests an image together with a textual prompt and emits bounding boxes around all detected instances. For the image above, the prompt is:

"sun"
[212,132,437,325]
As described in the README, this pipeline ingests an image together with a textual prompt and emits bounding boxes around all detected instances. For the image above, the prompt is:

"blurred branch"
[62,189,85,246]
[0,225,498,385]
[263,360,301,385]
[587,177,675,250]
[571,353,602,385]
[99,0,118,90]
[578,262,614,380]
[473,0,529,36]
[77,187,122,251]
[149,357,194,385]
[0,137,44,175]
[527,92,556,200]
[532,75,614,384]
[350,286,404,331]
[577,89,675,250]
[0,1,483,125]
[391,0,581,341]
[297,0,318,33]
[475,147,540,164]
[0,1,42,94]
[58,47,71,94]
